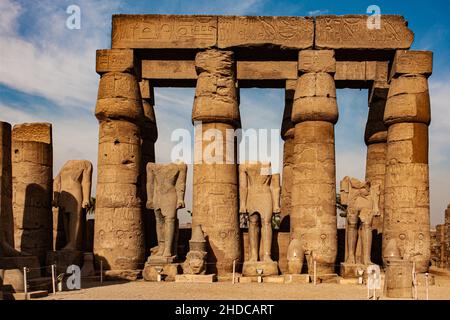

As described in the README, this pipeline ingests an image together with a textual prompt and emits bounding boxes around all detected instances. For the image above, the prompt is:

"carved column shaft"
[192,49,241,275]
[0,122,14,248]
[12,123,53,264]
[280,80,296,231]
[383,50,432,272]
[291,50,338,274]
[94,49,145,275]
[139,80,158,255]
[365,83,389,233]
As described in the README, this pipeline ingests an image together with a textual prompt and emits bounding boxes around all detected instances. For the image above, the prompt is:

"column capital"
[96,49,140,77]
[298,50,336,74]
[390,50,433,80]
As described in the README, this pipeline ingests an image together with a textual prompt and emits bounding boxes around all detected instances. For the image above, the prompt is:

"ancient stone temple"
[93,14,432,277]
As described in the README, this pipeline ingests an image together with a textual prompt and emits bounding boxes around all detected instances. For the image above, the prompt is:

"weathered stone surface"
[237,61,297,80]
[290,54,338,274]
[218,16,314,49]
[175,274,216,283]
[96,49,135,74]
[280,81,295,230]
[142,60,298,81]
[365,91,388,234]
[384,259,413,298]
[299,50,335,74]
[242,260,278,276]
[239,162,280,265]
[390,50,433,80]
[315,15,414,49]
[94,64,145,273]
[142,263,180,281]
[192,50,241,275]
[340,177,381,266]
[383,54,431,273]
[284,274,310,284]
[146,162,187,261]
[112,15,217,49]
[0,256,41,279]
[340,263,366,279]
[12,123,53,265]
[53,160,92,251]
[192,50,240,126]
[183,225,207,275]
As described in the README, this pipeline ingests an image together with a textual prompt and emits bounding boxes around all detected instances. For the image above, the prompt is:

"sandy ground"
[40,275,450,300]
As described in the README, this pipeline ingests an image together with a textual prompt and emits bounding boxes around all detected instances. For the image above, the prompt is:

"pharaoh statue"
[239,162,281,276]
[340,176,381,268]
[53,160,93,251]
[183,225,207,275]
[146,162,187,261]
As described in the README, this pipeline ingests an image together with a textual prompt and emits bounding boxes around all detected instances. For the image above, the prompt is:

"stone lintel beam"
[111,14,414,51]
[315,15,414,50]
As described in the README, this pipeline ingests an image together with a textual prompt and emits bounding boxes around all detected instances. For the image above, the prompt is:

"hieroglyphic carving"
[218,16,314,49]
[96,49,135,74]
[315,15,414,49]
[390,50,433,80]
[112,15,217,49]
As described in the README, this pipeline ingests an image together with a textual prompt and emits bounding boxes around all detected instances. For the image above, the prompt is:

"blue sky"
[0,0,449,226]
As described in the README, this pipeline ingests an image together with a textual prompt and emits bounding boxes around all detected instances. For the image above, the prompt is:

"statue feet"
[61,244,77,251]
[263,255,273,263]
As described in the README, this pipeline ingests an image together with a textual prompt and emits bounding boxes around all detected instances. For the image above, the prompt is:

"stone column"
[291,50,338,274]
[0,122,14,248]
[192,49,241,275]
[12,123,53,264]
[383,50,432,273]
[139,80,158,256]
[365,83,389,234]
[94,49,145,278]
[280,80,296,232]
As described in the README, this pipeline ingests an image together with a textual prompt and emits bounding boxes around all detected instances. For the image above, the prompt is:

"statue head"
[184,251,207,275]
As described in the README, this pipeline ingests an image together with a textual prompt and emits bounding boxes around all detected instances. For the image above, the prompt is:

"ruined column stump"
[383,51,432,273]
[12,123,53,266]
[290,50,338,275]
[192,49,241,275]
[94,49,145,280]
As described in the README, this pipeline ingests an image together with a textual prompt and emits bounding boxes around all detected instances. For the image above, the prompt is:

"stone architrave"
[280,80,296,231]
[217,16,314,49]
[315,15,414,50]
[290,50,338,275]
[339,177,381,278]
[93,49,145,279]
[382,50,432,273]
[12,123,53,265]
[53,160,93,251]
[191,49,241,275]
[112,15,217,49]
[145,162,187,262]
[239,162,281,276]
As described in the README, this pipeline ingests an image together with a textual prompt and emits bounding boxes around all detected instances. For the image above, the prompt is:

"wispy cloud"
[308,9,329,16]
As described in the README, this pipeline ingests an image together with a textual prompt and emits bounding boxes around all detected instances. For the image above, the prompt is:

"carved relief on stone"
[183,225,207,275]
[239,162,280,263]
[340,176,381,265]
[53,160,93,251]
[146,162,187,261]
